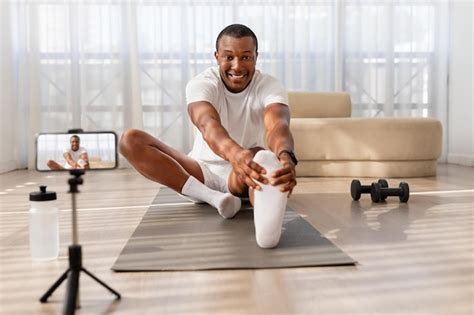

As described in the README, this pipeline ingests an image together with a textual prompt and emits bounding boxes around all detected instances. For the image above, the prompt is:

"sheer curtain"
[0,0,449,172]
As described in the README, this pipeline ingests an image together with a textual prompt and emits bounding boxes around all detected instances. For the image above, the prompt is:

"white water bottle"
[29,186,59,261]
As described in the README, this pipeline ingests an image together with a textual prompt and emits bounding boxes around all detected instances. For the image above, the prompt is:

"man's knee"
[119,128,143,157]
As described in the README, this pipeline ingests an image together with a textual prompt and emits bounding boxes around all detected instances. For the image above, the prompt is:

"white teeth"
[229,74,245,79]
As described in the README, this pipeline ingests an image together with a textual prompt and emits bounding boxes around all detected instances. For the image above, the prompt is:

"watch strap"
[278,150,298,165]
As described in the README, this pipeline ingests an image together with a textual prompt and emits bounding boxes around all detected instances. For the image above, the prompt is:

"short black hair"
[215,24,258,53]
[70,135,80,142]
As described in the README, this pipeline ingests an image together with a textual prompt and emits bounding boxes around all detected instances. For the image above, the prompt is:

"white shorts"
[196,160,233,193]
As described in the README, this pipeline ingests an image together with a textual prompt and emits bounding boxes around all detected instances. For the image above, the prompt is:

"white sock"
[253,150,288,248]
[181,176,241,219]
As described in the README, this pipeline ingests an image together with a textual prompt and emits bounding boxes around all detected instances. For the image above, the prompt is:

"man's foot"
[216,193,242,219]
[181,175,241,219]
[252,150,288,248]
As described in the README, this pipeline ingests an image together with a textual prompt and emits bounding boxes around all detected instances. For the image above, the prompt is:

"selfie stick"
[39,131,121,314]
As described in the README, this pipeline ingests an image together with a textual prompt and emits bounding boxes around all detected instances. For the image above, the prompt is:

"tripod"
[39,170,121,314]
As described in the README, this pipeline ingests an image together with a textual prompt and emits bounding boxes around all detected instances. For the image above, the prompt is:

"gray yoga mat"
[112,188,355,271]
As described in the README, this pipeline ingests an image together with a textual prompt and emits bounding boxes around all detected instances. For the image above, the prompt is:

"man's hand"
[230,148,269,191]
[270,152,297,196]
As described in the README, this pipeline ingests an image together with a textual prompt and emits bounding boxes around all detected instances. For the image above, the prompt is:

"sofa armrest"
[288,92,352,118]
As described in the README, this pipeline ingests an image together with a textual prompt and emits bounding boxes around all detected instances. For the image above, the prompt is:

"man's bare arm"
[188,101,267,189]
[63,152,77,169]
[264,103,294,155]
[81,152,90,169]
[188,101,240,161]
[263,103,297,194]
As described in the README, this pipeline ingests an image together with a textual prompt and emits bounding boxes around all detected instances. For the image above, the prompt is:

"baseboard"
[0,161,18,174]
[447,154,474,166]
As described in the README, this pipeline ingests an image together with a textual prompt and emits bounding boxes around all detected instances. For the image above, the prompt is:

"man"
[47,135,90,170]
[120,24,297,248]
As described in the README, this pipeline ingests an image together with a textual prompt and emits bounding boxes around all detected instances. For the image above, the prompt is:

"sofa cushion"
[290,117,442,161]
[296,160,438,177]
[288,92,351,118]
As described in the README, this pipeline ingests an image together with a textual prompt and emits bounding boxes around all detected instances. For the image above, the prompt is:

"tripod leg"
[82,268,121,299]
[63,269,80,315]
[39,269,70,303]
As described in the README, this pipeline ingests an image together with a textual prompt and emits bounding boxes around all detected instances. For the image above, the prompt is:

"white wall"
[448,1,474,166]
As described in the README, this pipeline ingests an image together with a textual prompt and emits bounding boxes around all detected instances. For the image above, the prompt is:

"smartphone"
[35,131,118,171]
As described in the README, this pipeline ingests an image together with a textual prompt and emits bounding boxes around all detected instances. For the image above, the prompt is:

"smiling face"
[70,136,80,152]
[214,35,258,93]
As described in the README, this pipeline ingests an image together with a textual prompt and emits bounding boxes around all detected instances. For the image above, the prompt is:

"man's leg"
[119,129,240,218]
[120,128,203,189]
[47,160,64,171]
[228,149,288,248]
[252,150,288,248]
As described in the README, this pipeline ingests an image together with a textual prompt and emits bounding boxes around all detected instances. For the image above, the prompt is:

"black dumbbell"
[351,179,388,201]
[370,182,410,203]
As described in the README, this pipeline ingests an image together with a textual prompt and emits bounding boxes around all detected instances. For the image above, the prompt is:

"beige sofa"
[288,92,442,177]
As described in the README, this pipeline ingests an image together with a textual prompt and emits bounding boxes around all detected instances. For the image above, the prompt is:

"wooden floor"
[0,164,473,314]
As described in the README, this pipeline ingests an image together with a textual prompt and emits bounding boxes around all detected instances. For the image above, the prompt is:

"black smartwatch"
[278,150,298,166]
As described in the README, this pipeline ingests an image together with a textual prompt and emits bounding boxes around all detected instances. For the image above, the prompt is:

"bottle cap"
[30,186,57,201]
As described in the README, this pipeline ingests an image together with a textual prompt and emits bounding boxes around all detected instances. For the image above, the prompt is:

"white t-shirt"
[186,67,288,164]
[63,147,88,169]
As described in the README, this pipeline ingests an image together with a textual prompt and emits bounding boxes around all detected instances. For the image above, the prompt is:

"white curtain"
[0,0,450,172]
